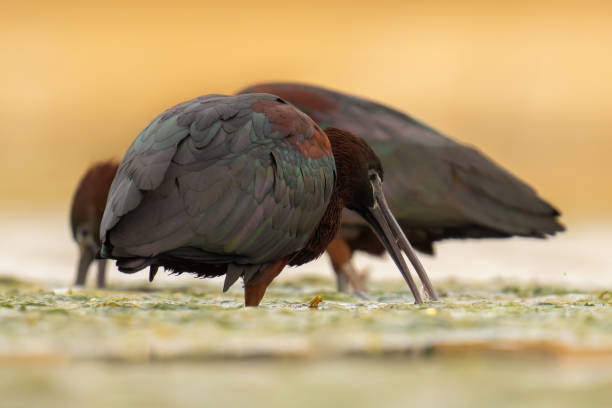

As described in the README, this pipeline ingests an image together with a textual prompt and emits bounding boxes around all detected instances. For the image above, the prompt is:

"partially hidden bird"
[238,83,565,294]
[99,93,437,306]
[70,160,119,288]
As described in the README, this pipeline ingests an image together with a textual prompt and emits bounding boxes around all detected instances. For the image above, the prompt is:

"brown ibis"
[238,83,565,294]
[70,160,119,288]
[100,93,437,305]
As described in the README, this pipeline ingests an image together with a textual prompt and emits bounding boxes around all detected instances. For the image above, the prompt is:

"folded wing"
[100,93,335,265]
[238,83,564,251]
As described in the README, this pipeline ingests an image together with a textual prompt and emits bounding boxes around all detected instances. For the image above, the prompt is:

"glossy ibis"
[70,160,119,288]
[100,93,437,305]
[238,83,565,294]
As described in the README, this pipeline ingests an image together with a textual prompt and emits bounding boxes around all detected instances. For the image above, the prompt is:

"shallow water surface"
[1,278,610,360]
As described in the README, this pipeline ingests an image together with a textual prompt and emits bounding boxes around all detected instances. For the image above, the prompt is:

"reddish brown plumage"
[240,83,565,296]
[289,128,380,267]
[70,160,118,287]
[70,161,119,241]
[252,98,332,159]
[240,128,386,304]
[288,185,343,266]
[98,93,435,305]
[249,83,339,114]
[96,127,384,304]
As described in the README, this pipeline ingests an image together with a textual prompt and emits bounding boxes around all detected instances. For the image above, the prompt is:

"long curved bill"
[361,175,439,303]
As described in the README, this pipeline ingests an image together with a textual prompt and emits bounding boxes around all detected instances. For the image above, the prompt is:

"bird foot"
[337,263,370,298]
[354,290,372,301]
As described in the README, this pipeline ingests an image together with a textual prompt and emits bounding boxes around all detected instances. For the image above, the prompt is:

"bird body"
[70,160,118,288]
[238,83,564,293]
[101,94,334,279]
[100,93,436,305]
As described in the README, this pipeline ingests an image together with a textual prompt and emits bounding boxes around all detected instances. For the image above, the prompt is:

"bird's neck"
[288,128,358,266]
[324,128,360,205]
[289,188,343,266]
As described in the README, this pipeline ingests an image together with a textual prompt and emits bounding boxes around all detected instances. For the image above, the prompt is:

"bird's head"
[324,128,384,211]
[325,127,437,303]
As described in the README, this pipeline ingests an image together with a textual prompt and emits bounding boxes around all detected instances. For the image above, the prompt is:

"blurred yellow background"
[1,0,610,219]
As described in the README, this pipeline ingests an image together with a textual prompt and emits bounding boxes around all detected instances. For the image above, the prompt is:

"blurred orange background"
[1,0,610,220]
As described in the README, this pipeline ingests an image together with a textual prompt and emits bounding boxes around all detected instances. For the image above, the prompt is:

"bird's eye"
[368,169,379,182]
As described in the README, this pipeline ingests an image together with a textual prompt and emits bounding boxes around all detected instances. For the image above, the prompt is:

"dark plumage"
[238,83,565,292]
[100,93,437,305]
[70,160,118,288]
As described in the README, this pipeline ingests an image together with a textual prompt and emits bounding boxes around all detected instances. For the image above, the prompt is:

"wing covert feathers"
[239,83,564,241]
[100,93,336,272]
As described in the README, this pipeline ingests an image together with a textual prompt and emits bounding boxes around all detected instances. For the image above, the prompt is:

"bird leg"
[327,235,368,297]
[96,259,107,289]
[327,235,351,292]
[336,270,350,293]
[340,262,369,299]
[75,245,95,287]
[244,259,288,307]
